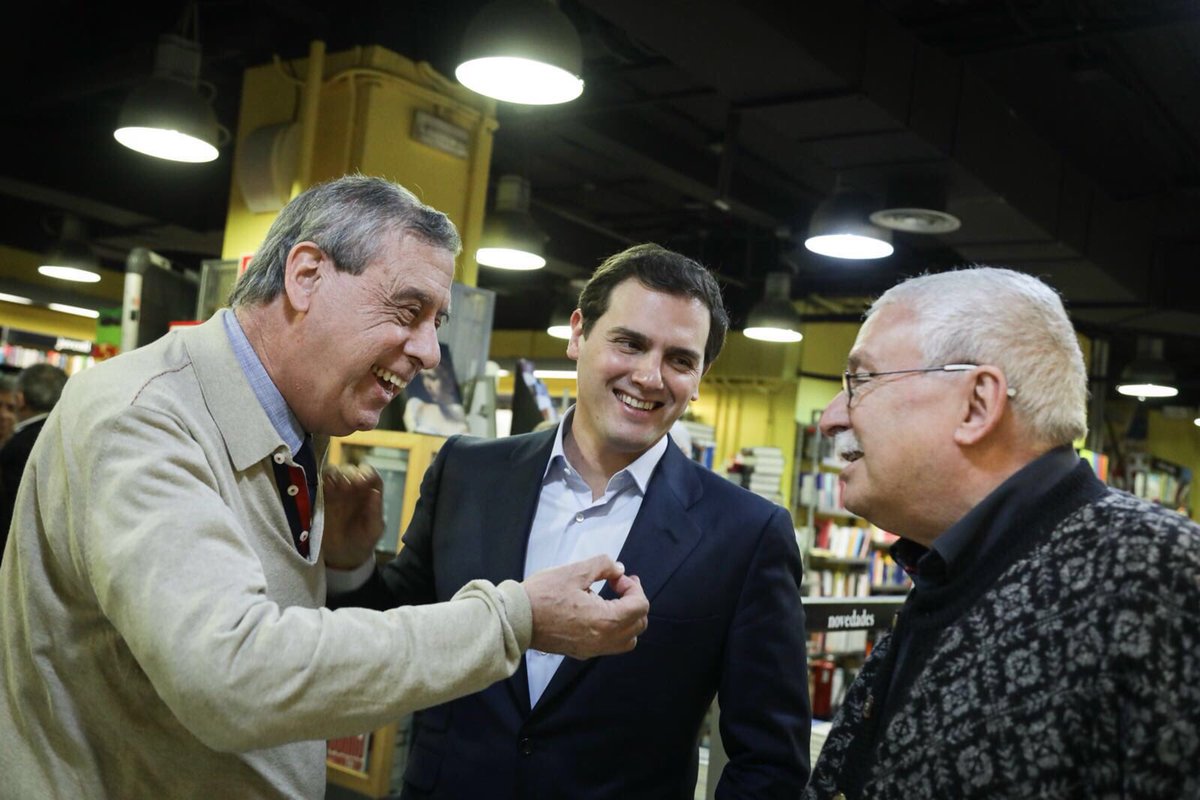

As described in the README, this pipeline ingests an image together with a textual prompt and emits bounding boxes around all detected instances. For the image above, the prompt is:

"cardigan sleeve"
[79,405,529,751]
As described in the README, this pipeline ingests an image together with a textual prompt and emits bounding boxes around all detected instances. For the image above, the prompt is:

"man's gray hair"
[869,267,1088,447]
[17,364,68,413]
[228,175,462,307]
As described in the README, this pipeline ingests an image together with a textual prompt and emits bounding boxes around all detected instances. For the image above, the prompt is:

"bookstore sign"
[802,597,902,632]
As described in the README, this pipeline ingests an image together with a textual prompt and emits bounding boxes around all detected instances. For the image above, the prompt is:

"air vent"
[869,208,961,234]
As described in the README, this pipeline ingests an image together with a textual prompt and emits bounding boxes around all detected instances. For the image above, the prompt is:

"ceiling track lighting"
[456,0,585,105]
[804,189,893,260]
[39,214,101,283]
[477,175,548,270]
[114,33,225,163]
[744,272,804,343]
[1115,336,1178,400]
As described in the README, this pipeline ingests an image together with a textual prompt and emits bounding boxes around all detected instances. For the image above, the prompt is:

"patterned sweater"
[806,463,1200,800]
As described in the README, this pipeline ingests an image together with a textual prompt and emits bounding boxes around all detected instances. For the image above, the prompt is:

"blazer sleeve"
[327,435,459,611]
[716,504,812,799]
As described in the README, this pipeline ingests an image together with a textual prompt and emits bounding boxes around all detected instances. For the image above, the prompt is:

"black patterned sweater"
[805,462,1200,800]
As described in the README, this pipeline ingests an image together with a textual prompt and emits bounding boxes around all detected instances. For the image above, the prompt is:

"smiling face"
[283,233,453,436]
[818,303,968,540]
[567,279,709,476]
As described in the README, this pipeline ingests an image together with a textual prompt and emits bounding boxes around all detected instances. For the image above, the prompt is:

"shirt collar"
[892,445,1082,588]
[545,406,670,493]
[13,412,49,433]
[223,311,306,455]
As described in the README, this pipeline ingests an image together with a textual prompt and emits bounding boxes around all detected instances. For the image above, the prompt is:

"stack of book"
[737,446,786,505]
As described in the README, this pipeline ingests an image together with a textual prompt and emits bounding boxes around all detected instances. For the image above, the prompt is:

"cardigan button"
[287,485,300,497]
[833,793,847,800]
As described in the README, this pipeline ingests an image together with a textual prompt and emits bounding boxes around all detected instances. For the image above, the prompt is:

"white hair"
[869,267,1088,447]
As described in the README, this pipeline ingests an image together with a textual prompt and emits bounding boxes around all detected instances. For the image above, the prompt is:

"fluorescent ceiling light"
[38,265,102,283]
[744,326,803,343]
[477,175,547,270]
[456,57,583,105]
[804,189,894,260]
[546,324,573,339]
[1115,383,1178,400]
[743,273,804,343]
[496,368,577,380]
[1115,336,1178,400]
[48,303,100,319]
[456,0,584,105]
[0,292,33,305]
[114,35,221,163]
[804,233,893,260]
[476,247,546,270]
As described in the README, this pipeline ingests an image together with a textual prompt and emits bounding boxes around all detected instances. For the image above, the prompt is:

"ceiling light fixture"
[0,293,32,305]
[114,33,223,163]
[48,303,100,319]
[1115,336,1178,400]
[804,190,893,260]
[477,175,548,270]
[456,0,584,105]
[546,305,573,339]
[869,177,961,234]
[39,214,102,283]
[744,272,804,343]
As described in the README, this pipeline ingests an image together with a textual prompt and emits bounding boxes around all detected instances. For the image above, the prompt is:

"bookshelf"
[324,430,446,799]
[794,421,912,722]
[0,328,96,375]
[803,596,905,720]
[795,421,912,601]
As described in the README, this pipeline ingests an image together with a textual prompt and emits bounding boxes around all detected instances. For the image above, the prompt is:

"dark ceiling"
[1,0,1198,407]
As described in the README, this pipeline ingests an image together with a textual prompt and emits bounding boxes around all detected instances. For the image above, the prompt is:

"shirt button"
[273,453,286,464]
[862,693,875,719]
[287,485,300,496]
[519,737,533,756]
[575,513,584,523]
[299,530,309,542]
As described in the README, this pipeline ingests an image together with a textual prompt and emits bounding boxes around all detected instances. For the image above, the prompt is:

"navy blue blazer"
[336,430,810,799]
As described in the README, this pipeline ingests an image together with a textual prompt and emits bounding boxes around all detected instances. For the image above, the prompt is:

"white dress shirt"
[523,410,668,706]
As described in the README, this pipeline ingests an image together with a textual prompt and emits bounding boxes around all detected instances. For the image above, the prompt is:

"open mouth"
[615,390,662,412]
[371,365,404,398]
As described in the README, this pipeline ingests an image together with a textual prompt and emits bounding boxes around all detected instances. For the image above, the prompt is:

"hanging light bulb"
[1115,336,1178,400]
[39,214,101,283]
[114,34,222,163]
[477,175,548,270]
[804,190,893,260]
[744,272,803,343]
[456,0,584,105]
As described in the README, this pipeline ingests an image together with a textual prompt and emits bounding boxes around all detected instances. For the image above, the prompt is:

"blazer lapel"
[484,430,556,715]
[532,445,704,713]
[483,430,556,586]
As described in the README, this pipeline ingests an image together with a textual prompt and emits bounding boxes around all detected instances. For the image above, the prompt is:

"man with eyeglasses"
[805,267,1200,800]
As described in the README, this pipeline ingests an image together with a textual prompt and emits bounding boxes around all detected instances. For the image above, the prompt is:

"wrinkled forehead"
[849,302,923,370]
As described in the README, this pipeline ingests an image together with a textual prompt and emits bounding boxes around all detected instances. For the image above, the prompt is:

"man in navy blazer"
[328,244,810,799]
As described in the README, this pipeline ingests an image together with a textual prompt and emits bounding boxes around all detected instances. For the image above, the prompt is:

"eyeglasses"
[841,363,978,404]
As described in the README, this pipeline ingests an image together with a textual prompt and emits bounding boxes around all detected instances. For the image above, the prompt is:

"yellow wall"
[222,45,496,287]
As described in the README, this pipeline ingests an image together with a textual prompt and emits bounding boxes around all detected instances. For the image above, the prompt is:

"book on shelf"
[799,472,846,512]
[813,521,871,559]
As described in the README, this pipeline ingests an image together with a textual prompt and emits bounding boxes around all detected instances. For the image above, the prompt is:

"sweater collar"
[892,445,1082,590]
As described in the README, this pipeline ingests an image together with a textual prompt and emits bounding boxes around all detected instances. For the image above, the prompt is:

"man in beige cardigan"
[0,176,648,799]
